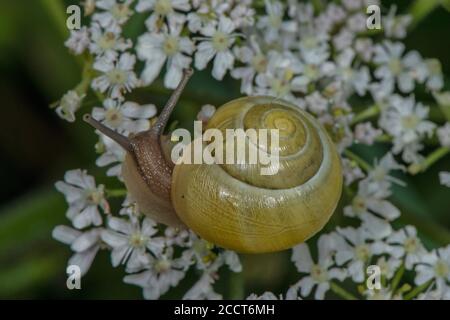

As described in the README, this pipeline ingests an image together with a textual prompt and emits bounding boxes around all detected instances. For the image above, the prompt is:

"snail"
[84,69,343,254]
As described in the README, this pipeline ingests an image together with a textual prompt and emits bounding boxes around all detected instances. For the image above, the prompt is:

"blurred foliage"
[0,0,449,299]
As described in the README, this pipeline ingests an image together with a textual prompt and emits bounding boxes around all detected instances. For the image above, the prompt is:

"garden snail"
[84,69,343,254]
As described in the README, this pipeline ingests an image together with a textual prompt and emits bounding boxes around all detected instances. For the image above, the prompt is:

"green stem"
[390,263,405,294]
[404,280,434,300]
[106,189,128,198]
[351,105,380,126]
[343,149,372,172]
[228,271,245,300]
[330,282,357,300]
[408,147,450,175]
[408,0,442,29]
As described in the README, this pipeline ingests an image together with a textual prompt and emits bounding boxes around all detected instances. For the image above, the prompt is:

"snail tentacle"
[151,68,194,136]
[83,114,133,153]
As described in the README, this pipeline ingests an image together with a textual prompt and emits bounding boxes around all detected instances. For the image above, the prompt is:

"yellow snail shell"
[171,96,342,253]
[84,70,342,254]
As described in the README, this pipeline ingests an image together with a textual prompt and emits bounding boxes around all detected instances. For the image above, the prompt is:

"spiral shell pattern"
[171,96,343,253]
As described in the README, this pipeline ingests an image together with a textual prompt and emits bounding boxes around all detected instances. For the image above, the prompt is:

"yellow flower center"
[154,0,173,15]
[163,36,180,56]
[404,237,419,254]
[212,31,230,52]
[105,108,123,128]
[251,54,268,73]
[154,258,171,273]
[388,58,402,75]
[129,232,147,248]
[108,69,127,85]
[112,3,131,20]
[99,32,116,50]
[434,259,449,278]
[401,114,419,130]
[355,244,370,261]
[311,264,328,282]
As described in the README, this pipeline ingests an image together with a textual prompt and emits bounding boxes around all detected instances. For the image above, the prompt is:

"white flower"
[379,95,435,158]
[136,0,190,32]
[222,250,242,273]
[305,92,328,115]
[164,227,190,247]
[65,27,90,55]
[383,6,412,39]
[92,98,157,134]
[376,256,402,280]
[291,235,347,299]
[52,225,102,276]
[55,169,108,229]
[194,16,237,80]
[332,28,354,52]
[415,245,450,292]
[137,23,194,88]
[101,216,165,271]
[123,248,187,299]
[230,2,255,29]
[55,90,85,123]
[186,1,220,33]
[367,152,405,188]
[342,157,365,186]
[119,196,140,218]
[257,0,297,44]
[373,41,427,94]
[298,29,330,63]
[231,37,269,95]
[92,52,139,99]
[183,273,221,300]
[424,59,444,91]
[89,23,132,56]
[381,226,427,270]
[344,179,400,238]
[333,48,370,96]
[437,123,450,147]
[332,227,378,283]
[93,0,133,29]
[440,172,450,187]
[247,292,280,300]
[254,53,305,102]
[196,104,216,124]
[354,38,375,62]
[354,122,382,145]
[96,133,126,177]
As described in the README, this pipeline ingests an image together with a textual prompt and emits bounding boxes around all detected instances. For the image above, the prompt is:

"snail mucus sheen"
[84,69,343,254]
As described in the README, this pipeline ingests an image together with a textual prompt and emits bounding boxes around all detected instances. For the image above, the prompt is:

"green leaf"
[0,189,66,257]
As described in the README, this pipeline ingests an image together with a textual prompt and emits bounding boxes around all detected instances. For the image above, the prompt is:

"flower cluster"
[53,0,450,299]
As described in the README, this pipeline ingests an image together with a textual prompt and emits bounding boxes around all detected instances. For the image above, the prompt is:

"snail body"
[85,69,343,254]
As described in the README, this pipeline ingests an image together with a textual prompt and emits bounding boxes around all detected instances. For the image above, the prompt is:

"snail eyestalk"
[83,114,133,153]
[152,68,193,136]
